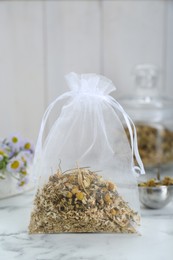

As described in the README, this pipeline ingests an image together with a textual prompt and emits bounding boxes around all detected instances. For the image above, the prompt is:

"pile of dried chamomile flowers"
[29,167,140,234]
[125,124,173,168]
[138,176,173,187]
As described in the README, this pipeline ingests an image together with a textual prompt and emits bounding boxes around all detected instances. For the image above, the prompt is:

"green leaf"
[0,160,7,170]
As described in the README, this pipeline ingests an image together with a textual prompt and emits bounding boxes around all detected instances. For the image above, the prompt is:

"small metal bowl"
[138,185,173,209]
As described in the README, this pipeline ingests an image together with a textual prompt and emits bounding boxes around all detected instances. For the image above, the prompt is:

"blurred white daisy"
[17,177,29,188]
[23,140,34,153]
[7,157,24,173]
[17,150,33,165]
[6,133,22,152]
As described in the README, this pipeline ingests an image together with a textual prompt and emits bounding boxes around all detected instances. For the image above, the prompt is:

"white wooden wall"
[0,0,172,142]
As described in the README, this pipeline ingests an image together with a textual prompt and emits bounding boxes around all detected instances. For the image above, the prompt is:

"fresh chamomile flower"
[0,149,5,156]
[17,150,33,165]
[20,170,28,176]
[7,157,24,173]
[0,143,13,158]
[0,149,8,159]
[17,177,29,188]
[6,133,22,152]
[23,140,34,153]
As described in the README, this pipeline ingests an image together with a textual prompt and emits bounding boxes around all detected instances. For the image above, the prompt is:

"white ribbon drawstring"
[107,96,145,175]
[33,90,145,178]
[34,92,72,165]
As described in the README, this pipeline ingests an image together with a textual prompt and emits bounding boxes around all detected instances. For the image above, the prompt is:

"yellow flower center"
[19,181,25,186]
[21,156,26,162]
[12,137,18,143]
[11,160,20,169]
[24,143,31,150]
[21,171,27,176]
[0,150,4,155]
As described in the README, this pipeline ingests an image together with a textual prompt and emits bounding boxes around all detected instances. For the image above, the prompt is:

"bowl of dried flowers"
[138,176,173,209]
[0,134,34,199]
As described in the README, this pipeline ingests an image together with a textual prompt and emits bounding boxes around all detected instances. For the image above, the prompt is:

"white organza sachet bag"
[29,73,145,234]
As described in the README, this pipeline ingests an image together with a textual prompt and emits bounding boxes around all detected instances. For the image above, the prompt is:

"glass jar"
[119,64,173,177]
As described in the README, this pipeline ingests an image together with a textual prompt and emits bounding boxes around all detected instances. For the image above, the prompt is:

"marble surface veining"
[0,190,173,260]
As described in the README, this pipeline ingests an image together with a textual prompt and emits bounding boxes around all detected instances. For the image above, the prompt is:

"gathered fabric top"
[65,72,116,96]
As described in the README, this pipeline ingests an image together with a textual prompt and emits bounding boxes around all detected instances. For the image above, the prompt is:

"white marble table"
[0,190,173,260]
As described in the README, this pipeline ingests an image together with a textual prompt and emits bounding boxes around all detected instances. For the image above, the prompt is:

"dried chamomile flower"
[66,191,72,198]
[107,182,116,191]
[110,209,117,216]
[138,176,173,187]
[104,193,111,204]
[161,177,173,186]
[72,187,79,194]
[76,191,84,201]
